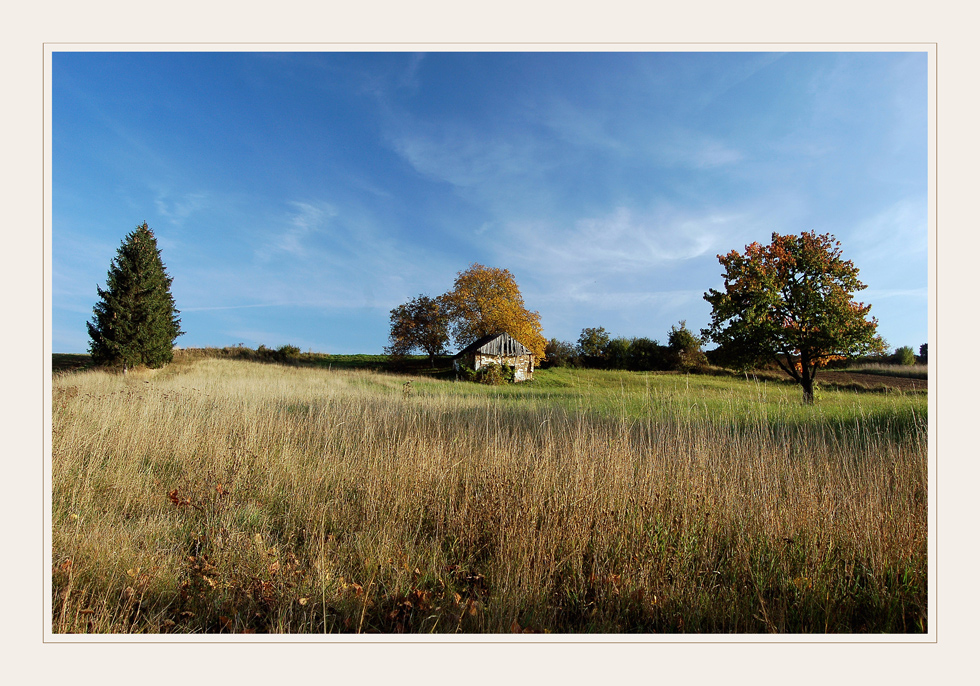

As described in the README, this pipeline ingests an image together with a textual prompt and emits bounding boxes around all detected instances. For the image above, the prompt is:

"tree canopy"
[576,327,611,362]
[384,294,450,367]
[441,263,546,361]
[702,231,886,403]
[87,222,183,371]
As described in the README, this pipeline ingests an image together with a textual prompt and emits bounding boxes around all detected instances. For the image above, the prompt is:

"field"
[51,353,927,634]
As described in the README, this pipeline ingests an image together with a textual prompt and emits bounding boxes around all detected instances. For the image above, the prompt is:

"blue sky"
[52,50,928,355]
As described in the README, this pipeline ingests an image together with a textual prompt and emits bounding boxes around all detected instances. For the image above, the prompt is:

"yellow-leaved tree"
[441,263,547,361]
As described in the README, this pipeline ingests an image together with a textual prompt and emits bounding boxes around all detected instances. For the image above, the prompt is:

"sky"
[51,50,929,355]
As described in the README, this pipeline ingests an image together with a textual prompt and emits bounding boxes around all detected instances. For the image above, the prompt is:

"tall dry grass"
[51,358,927,633]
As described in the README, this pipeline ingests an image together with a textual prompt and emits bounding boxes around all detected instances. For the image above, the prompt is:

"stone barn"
[453,332,535,382]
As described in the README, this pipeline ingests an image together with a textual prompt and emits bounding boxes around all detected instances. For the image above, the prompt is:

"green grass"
[400,366,926,432]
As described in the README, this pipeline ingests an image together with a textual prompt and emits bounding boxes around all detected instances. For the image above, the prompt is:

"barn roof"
[453,332,531,358]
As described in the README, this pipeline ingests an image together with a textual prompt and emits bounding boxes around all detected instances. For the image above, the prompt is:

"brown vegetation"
[51,358,926,633]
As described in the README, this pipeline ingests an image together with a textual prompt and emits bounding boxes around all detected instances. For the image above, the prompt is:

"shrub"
[455,363,477,382]
[474,362,513,385]
[276,344,302,360]
[894,346,916,366]
[668,321,708,371]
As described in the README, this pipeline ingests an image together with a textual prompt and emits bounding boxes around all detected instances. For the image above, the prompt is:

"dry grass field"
[51,354,927,634]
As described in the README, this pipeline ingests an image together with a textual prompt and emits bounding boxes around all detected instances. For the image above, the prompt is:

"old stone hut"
[453,332,535,382]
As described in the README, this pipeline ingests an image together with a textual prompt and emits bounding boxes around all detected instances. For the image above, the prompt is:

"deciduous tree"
[384,294,450,367]
[702,231,886,403]
[576,327,610,365]
[87,222,183,372]
[544,338,578,368]
[441,264,546,361]
[667,320,708,371]
[894,346,916,366]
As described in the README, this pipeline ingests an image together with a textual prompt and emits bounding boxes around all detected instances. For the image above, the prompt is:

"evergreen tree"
[87,222,183,371]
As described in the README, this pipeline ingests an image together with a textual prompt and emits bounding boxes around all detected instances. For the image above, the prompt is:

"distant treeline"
[543,322,708,372]
[544,324,926,373]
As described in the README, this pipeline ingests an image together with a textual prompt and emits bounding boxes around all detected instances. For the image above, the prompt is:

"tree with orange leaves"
[441,263,547,361]
[703,231,886,404]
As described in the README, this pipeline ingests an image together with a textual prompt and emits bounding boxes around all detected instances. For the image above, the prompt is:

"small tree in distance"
[894,346,916,366]
[667,320,708,371]
[703,231,886,404]
[577,327,610,366]
[87,222,183,372]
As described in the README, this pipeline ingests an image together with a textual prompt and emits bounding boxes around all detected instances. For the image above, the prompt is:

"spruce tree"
[87,222,183,371]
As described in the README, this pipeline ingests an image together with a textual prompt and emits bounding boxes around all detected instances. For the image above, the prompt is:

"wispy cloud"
[399,53,426,91]
[177,197,461,318]
[541,98,628,155]
[847,198,928,270]
[503,205,742,278]
[655,129,744,169]
[179,302,296,313]
[391,126,549,192]
[154,189,209,226]
[261,201,338,259]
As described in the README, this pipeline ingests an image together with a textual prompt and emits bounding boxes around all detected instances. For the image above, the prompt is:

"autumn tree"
[87,222,183,372]
[702,231,886,404]
[384,294,450,367]
[441,264,547,361]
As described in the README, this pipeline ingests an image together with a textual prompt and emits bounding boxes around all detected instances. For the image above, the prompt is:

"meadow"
[51,353,927,634]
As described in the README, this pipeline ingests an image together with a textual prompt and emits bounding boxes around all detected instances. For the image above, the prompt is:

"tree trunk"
[801,376,814,405]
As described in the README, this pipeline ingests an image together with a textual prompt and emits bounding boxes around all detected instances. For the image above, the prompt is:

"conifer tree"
[87,222,183,371]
